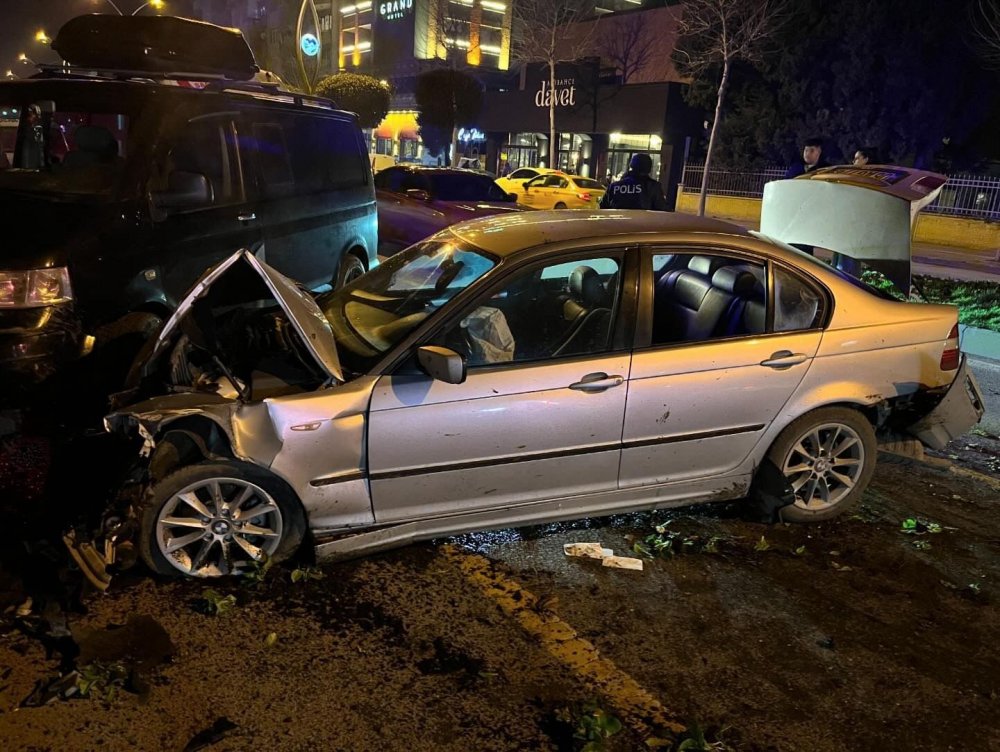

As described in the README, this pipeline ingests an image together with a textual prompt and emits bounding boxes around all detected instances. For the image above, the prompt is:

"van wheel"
[336,253,366,288]
[139,460,306,578]
[766,407,876,522]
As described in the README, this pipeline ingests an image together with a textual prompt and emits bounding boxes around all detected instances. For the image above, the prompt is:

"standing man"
[784,137,829,178]
[599,153,669,210]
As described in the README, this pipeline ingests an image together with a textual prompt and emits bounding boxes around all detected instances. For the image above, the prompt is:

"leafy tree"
[315,73,391,129]
[414,69,483,166]
[683,0,997,170]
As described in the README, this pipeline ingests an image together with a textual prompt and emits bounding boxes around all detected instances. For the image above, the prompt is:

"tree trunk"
[699,58,730,218]
[549,59,557,169]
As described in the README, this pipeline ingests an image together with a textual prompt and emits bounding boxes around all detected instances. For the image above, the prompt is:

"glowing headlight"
[0,267,73,308]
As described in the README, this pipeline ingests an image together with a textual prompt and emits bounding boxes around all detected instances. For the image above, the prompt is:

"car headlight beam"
[0,267,73,308]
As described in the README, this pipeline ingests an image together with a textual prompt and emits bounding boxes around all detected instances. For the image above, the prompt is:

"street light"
[34,30,51,45]
[5,70,17,80]
[18,53,37,66]
[93,0,166,14]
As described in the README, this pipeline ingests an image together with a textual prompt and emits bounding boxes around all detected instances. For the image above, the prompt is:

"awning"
[399,127,419,140]
[374,123,393,139]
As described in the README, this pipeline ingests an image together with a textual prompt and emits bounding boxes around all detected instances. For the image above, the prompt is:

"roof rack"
[29,64,339,111]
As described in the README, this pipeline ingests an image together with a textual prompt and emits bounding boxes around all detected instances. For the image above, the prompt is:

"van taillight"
[940,323,960,371]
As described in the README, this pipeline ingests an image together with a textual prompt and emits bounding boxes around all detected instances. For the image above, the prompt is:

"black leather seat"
[654,257,734,344]
[62,125,119,168]
[551,265,613,356]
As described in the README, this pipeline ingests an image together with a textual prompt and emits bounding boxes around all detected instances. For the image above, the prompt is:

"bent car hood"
[760,166,946,294]
[146,249,343,384]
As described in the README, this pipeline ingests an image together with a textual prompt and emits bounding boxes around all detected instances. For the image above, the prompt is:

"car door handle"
[238,212,257,223]
[569,372,625,392]
[760,351,809,369]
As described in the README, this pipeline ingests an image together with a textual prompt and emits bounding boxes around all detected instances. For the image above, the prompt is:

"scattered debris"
[816,637,836,650]
[900,518,943,535]
[556,702,623,752]
[264,632,278,647]
[563,542,613,559]
[602,556,644,571]
[182,717,240,752]
[290,566,325,583]
[195,588,237,617]
[753,536,771,553]
[829,561,853,572]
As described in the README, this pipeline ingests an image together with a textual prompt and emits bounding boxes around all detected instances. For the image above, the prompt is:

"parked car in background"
[374,165,523,256]
[97,210,982,581]
[494,166,564,196]
[0,14,376,411]
[517,173,607,210]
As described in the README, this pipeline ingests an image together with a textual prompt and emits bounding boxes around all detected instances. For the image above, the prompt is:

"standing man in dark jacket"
[599,153,669,210]
[784,137,829,178]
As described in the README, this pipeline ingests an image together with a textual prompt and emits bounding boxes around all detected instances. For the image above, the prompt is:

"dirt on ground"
[0,435,998,752]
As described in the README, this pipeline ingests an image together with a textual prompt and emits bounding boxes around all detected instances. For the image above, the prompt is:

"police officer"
[599,153,669,210]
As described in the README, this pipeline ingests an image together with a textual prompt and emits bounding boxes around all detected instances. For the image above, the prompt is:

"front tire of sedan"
[766,407,876,522]
[139,461,307,578]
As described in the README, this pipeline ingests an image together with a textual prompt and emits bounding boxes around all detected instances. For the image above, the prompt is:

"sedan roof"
[446,210,751,257]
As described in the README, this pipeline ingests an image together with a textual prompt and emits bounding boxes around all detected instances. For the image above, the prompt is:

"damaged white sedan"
[101,208,983,578]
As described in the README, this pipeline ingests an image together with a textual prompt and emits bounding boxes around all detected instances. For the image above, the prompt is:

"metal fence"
[679,161,1000,222]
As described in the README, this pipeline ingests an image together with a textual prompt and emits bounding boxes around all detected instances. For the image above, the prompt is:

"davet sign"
[535,79,577,108]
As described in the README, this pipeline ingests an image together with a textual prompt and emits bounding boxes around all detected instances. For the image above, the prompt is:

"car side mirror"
[417,345,466,385]
[405,188,431,201]
[152,171,213,212]
[505,192,518,202]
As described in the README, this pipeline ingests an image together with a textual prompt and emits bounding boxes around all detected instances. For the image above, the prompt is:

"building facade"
[189,1,696,204]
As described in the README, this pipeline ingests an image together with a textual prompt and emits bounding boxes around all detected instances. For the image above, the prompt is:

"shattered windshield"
[0,92,131,198]
[318,239,498,375]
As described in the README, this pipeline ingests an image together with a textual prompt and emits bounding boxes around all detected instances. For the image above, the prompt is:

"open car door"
[760,166,946,294]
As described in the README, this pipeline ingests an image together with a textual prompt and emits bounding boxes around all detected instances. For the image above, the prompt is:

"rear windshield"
[0,90,132,198]
[573,178,603,189]
[427,173,509,202]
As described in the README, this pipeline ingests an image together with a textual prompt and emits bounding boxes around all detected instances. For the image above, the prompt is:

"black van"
[0,15,377,407]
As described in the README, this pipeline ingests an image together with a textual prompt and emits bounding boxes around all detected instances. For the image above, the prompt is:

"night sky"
[1,0,195,76]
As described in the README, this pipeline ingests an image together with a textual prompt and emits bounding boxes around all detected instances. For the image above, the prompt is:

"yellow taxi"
[517,173,607,209]
[494,166,565,196]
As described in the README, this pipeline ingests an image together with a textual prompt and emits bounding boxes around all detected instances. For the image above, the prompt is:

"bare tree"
[675,0,789,216]
[512,0,597,168]
[971,0,1000,68]
[598,12,658,84]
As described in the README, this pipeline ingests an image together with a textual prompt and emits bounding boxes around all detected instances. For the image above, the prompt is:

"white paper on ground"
[563,542,614,559]
[601,556,644,571]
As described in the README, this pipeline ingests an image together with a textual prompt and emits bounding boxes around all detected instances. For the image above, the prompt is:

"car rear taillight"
[577,192,591,201]
[940,323,960,370]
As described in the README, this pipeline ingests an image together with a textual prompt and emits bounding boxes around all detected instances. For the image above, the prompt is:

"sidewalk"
[680,208,1000,360]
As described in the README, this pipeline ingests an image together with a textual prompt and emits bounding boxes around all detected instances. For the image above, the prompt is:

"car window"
[426,172,507,201]
[249,122,294,197]
[773,265,823,331]
[574,178,603,190]
[525,176,546,188]
[0,96,132,198]
[318,239,497,375]
[247,114,365,199]
[153,115,243,209]
[375,167,403,192]
[510,169,536,180]
[436,254,622,367]
[650,252,767,345]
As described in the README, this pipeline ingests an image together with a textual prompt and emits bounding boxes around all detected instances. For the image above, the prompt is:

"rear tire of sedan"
[139,461,307,578]
[766,407,877,522]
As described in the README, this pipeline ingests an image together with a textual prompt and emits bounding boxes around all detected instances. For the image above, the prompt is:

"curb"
[960,325,1000,362]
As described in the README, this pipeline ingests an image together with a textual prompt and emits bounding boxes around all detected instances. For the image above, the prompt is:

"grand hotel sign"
[379,0,414,21]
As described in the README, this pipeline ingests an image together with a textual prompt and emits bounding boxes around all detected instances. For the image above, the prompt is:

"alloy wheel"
[155,477,284,577]
[780,422,866,511]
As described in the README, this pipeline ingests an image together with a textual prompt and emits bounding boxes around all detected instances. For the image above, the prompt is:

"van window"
[160,116,243,208]
[249,114,366,198]
[0,97,131,198]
